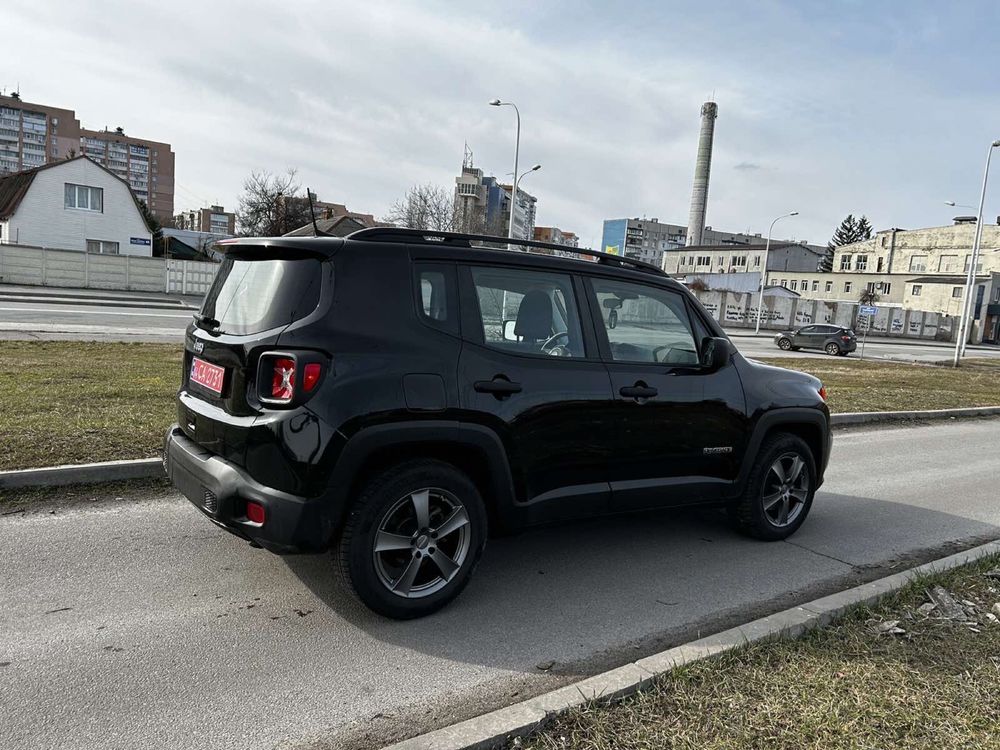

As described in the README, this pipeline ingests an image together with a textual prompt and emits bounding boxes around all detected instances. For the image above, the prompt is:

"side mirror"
[701,336,733,371]
[502,320,518,341]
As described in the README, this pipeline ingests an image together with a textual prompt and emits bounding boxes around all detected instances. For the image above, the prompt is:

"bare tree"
[383,184,456,231]
[235,169,314,236]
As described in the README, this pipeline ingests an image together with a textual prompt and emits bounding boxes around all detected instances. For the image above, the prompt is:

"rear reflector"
[246,501,265,525]
[270,357,296,401]
[819,386,828,402]
[303,362,322,392]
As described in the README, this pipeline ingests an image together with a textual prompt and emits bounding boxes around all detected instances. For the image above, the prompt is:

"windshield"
[199,256,322,335]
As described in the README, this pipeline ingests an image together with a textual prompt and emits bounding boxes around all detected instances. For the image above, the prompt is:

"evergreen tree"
[820,214,873,272]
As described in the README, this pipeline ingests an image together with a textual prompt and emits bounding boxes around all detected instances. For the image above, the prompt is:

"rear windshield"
[200,256,322,335]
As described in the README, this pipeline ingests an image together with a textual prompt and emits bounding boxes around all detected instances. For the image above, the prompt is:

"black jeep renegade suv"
[164,228,831,619]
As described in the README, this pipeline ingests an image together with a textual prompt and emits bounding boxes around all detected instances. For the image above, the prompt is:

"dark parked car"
[775,324,857,355]
[164,228,831,618]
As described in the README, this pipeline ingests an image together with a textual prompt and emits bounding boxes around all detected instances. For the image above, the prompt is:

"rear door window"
[200,255,322,335]
[468,266,585,358]
[414,263,459,335]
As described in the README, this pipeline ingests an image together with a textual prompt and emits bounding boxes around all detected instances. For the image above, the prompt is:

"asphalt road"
[2,291,997,364]
[3,419,1000,750]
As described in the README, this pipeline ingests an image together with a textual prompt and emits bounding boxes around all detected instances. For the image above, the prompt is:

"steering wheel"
[540,331,570,355]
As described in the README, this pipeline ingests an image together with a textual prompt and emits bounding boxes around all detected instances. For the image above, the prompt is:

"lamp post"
[754,211,798,334]
[510,164,541,247]
[953,139,1000,367]
[489,99,520,240]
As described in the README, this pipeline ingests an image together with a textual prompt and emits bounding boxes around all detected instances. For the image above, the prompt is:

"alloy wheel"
[825,343,840,355]
[779,338,791,350]
[372,487,472,599]
[761,452,809,527]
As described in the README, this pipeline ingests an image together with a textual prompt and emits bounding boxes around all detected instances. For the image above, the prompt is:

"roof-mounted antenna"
[307,188,320,237]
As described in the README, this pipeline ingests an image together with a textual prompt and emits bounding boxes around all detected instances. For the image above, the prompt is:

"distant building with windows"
[0,92,175,221]
[663,242,825,276]
[174,205,236,236]
[0,156,153,255]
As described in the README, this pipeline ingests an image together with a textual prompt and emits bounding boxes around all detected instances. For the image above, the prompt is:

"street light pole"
[489,99,520,241]
[754,211,798,335]
[953,139,1000,367]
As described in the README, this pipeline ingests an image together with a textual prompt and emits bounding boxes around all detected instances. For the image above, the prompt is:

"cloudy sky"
[7,0,1000,246]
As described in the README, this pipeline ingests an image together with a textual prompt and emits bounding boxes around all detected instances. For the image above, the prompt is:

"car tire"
[777,338,792,351]
[825,342,841,356]
[732,433,816,541]
[337,459,487,619]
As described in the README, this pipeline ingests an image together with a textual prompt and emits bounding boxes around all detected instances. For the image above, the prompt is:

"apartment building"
[533,226,578,247]
[0,92,175,221]
[173,205,235,236]
[601,216,821,268]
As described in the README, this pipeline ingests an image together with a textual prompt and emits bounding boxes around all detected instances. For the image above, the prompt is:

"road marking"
[0,307,193,319]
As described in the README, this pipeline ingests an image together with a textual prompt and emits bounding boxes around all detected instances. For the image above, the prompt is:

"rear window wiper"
[193,313,221,332]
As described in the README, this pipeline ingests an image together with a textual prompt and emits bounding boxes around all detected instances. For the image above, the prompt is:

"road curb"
[0,458,164,490]
[2,407,999,490]
[384,539,1000,750]
[831,405,1000,425]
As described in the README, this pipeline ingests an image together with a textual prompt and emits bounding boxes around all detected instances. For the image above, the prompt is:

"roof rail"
[346,227,666,275]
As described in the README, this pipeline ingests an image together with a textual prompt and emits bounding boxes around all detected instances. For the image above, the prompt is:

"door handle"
[474,378,523,398]
[620,383,658,399]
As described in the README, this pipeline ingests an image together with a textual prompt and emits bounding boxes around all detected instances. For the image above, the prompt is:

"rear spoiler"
[215,237,344,257]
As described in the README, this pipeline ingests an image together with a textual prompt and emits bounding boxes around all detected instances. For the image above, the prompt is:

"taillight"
[819,386,828,402]
[841,336,850,341]
[270,357,296,401]
[303,362,322,392]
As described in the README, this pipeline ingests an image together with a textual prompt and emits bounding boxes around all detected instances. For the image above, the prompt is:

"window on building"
[844,281,853,293]
[882,282,892,295]
[855,255,868,271]
[696,255,711,266]
[952,286,964,298]
[825,281,833,293]
[877,257,884,272]
[780,279,788,287]
[839,254,852,271]
[716,256,724,265]
[912,284,922,296]
[938,254,959,273]
[811,280,819,292]
[789,280,798,290]
[753,255,761,268]
[909,255,927,273]
[866,282,877,293]
[801,279,808,289]
[86,239,119,254]
[64,184,103,212]
[964,254,983,274]
[732,256,747,268]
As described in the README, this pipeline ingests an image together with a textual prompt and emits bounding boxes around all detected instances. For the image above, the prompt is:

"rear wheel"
[338,459,487,619]
[777,337,793,351]
[825,342,841,356]
[732,433,816,541]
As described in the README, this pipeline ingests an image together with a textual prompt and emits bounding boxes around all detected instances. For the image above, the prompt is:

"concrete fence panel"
[693,289,960,342]
[0,244,220,295]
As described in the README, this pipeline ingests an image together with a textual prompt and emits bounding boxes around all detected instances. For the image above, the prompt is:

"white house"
[0,156,153,256]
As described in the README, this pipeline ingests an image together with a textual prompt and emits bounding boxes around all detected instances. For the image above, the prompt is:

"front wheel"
[825,342,841,356]
[777,338,793,351]
[732,433,816,541]
[338,459,487,619]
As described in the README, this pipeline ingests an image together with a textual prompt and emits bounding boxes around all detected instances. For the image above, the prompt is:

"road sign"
[859,305,878,316]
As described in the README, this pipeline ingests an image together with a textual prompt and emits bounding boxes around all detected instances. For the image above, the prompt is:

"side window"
[469,266,585,358]
[799,325,817,334]
[414,263,458,334]
[591,278,699,365]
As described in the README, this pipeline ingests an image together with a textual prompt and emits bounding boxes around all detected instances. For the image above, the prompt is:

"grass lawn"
[763,356,1000,414]
[0,341,182,471]
[0,341,998,471]
[520,555,1000,750]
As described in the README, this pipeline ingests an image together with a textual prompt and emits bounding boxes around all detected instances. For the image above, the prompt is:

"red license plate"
[190,357,226,394]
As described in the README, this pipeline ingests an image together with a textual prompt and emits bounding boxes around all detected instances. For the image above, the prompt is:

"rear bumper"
[163,425,332,553]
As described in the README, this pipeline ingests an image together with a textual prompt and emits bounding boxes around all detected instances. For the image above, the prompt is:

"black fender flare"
[735,408,832,496]
[323,420,518,531]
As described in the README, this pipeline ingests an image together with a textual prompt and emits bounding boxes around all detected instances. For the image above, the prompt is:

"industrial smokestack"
[685,101,718,247]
